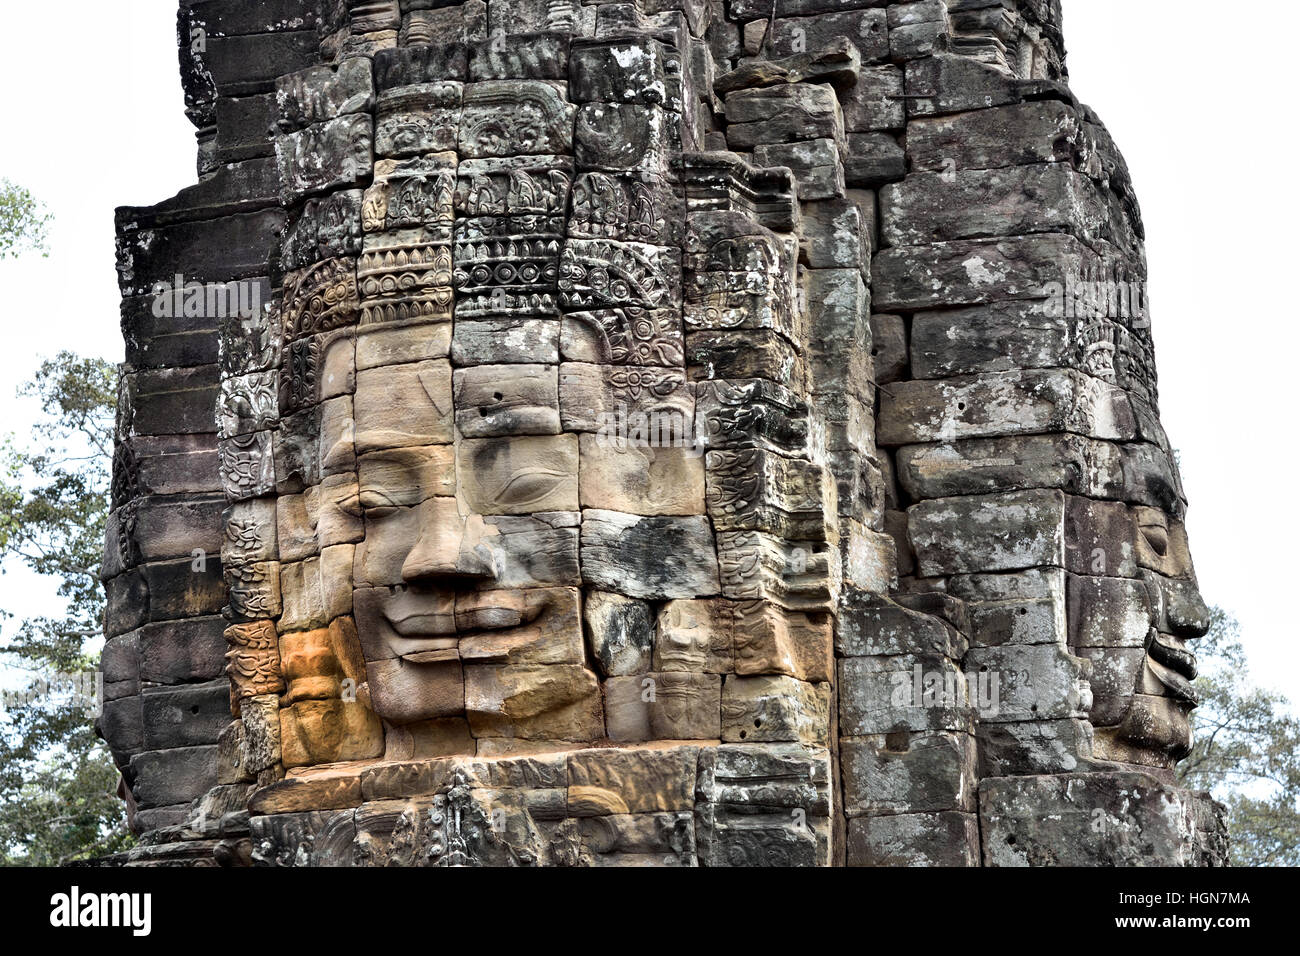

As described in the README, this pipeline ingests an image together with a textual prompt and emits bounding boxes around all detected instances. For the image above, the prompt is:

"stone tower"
[101,0,1227,866]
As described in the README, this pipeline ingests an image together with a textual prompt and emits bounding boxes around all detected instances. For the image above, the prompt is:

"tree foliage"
[1179,607,1300,866]
[0,180,52,259]
[0,352,131,864]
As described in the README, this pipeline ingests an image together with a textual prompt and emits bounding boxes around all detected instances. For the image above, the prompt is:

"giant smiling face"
[257,42,838,766]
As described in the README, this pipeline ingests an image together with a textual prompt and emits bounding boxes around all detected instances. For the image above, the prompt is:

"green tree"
[0,179,52,259]
[1179,607,1300,866]
[0,352,132,864]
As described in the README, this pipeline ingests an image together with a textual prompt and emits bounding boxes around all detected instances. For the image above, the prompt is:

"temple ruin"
[100,0,1227,866]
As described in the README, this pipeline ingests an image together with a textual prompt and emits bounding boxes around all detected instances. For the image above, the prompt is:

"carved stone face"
[257,35,841,765]
[1096,508,1209,765]
[1061,334,1210,768]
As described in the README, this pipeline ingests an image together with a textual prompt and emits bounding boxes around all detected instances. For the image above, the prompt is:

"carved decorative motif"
[570,173,668,244]
[219,432,275,502]
[282,258,360,342]
[558,239,676,310]
[225,620,285,702]
[219,372,280,439]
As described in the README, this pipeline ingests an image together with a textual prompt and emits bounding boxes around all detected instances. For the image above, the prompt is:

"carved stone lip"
[1146,656,1201,707]
[385,595,542,642]
[282,676,340,706]
[400,647,460,665]
[455,604,531,631]
[1147,630,1198,682]
[387,612,457,637]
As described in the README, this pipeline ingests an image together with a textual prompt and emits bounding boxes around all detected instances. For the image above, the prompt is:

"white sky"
[0,0,1294,702]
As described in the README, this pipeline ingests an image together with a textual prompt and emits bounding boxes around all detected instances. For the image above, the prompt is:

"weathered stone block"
[469,32,569,81]
[138,616,229,684]
[354,359,454,452]
[275,113,373,204]
[647,673,723,740]
[800,195,872,271]
[753,139,845,200]
[964,642,1092,723]
[844,132,906,186]
[839,654,973,736]
[559,362,693,434]
[837,593,967,659]
[896,434,1112,500]
[1069,573,1154,649]
[947,569,1068,648]
[881,166,1106,248]
[568,747,696,815]
[129,745,219,808]
[904,53,1071,119]
[841,732,977,816]
[878,370,1136,446]
[452,317,560,365]
[453,364,560,437]
[847,811,979,866]
[873,234,1095,312]
[465,663,603,741]
[724,84,843,149]
[769,10,889,63]
[980,773,1206,867]
[276,58,374,131]
[569,37,668,105]
[1066,495,1138,578]
[581,511,721,600]
[721,675,828,745]
[584,591,655,677]
[907,101,1091,174]
[457,434,579,515]
[140,680,231,750]
[979,719,1096,776]
[706,448,832,540]
[579,436,706,517]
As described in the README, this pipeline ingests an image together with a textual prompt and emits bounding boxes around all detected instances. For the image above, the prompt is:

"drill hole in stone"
[885,731,910,752]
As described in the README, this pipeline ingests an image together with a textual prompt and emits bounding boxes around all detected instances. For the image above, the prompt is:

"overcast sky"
[0,0,1294,702]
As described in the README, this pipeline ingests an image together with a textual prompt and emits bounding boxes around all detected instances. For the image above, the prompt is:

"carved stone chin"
[102,0,1227,867]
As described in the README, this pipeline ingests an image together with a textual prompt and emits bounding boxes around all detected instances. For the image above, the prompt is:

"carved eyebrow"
[357,452,421,492]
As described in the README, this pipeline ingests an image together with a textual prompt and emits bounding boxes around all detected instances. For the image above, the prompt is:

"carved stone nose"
[400,498,496,583]
[1166,583,1211,640]
[1145,571,1211,640]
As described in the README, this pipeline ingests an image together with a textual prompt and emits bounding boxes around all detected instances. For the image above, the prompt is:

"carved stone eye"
[356,489,401,518]
[1141,523,1169,557]
[495,469,567,508]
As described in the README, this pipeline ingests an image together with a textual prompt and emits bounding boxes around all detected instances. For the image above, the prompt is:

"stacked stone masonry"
[98,0,1227,866]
